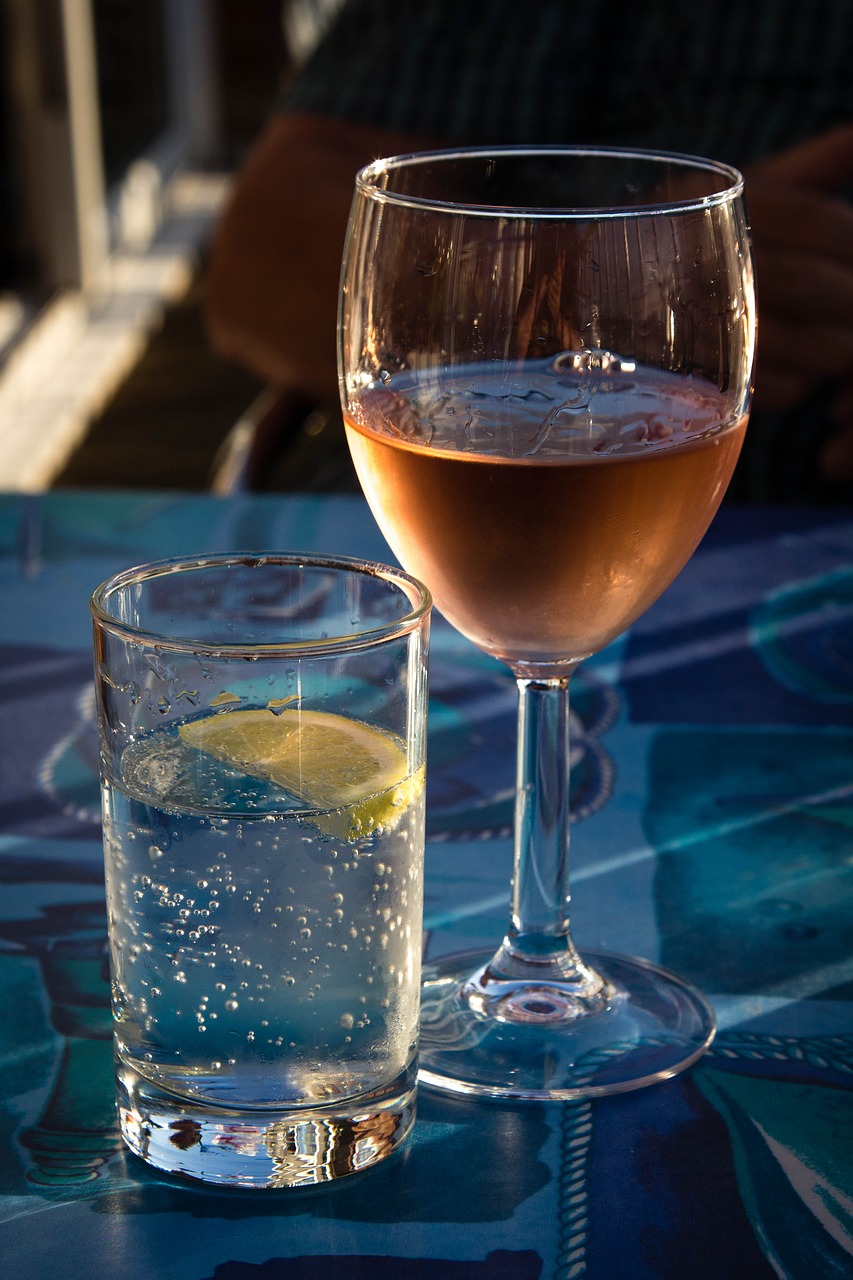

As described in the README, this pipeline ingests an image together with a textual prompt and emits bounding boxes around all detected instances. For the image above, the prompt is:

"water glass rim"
[90,551,432,657]
[355,144,744,219]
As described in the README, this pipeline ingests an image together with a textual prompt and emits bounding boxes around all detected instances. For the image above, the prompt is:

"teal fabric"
[0,491,851,1278]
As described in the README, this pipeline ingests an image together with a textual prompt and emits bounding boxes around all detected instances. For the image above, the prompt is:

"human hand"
[819,374,853,482]
[744,126,853,480]
[206,114,435,406]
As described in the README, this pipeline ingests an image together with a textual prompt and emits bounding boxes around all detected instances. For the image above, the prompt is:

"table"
[1,489,851,1280]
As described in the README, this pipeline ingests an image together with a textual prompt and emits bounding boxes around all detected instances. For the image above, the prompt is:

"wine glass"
[338,147,755,1100]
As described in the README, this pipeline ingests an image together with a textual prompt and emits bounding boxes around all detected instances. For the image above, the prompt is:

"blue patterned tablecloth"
[0,490,851,1280]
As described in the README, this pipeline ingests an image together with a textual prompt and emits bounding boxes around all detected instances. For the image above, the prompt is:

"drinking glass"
[92,553,430,1185]
[339,147,755,1099]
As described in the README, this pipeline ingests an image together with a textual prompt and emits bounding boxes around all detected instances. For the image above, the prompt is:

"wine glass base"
[418,948,715,1101]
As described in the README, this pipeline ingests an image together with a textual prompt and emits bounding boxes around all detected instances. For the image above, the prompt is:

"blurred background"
[3,2,851,504]
[0,0,296,493]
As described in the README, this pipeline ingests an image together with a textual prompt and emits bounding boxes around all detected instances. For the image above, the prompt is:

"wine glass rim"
[356,144,744,218]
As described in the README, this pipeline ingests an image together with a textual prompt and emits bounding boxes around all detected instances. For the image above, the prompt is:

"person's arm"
[205,113,435,406]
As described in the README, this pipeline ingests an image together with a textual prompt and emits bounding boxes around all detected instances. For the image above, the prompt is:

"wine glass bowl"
[339,147,755,1099]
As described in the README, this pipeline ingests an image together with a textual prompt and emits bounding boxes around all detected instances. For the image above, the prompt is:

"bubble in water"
[339,1012,354,1030]
[552,347,634,377]
[225,998,239,1011]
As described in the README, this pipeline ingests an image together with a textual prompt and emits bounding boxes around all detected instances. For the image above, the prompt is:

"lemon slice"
[178,708,422,837]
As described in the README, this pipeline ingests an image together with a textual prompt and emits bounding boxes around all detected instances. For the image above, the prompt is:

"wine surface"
[345,361,746,668]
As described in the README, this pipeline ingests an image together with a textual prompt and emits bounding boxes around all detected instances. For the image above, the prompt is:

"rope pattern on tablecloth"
[709,1031,853,1073]
[552,1038,676,1279]
[554,1100,593,1280]
[550,1030,853,1279]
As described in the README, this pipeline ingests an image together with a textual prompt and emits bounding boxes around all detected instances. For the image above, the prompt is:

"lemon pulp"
[178,708,422,836]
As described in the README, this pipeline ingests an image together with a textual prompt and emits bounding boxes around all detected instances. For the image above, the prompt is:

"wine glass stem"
[512,676,573,945]
[482,673,602,991]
